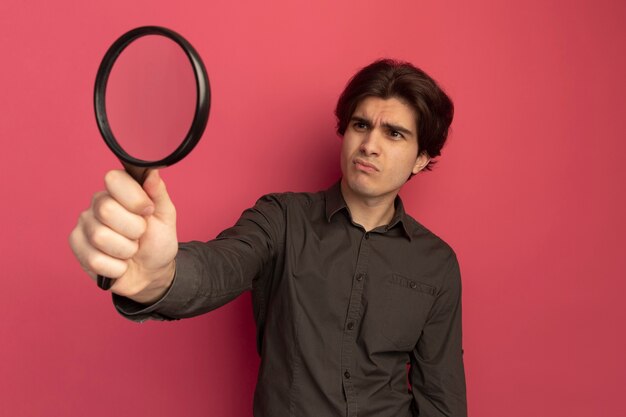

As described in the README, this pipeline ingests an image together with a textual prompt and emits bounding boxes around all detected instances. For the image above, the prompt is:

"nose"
[359,129,382,156]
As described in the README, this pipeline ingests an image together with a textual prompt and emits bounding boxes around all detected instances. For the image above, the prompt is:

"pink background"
[1,1,624,416]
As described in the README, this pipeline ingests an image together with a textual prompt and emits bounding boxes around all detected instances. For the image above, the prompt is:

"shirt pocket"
[377,274,437,350]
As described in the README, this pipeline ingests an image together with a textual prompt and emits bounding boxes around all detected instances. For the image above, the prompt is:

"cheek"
[339,142,348,163]
[393,153,419,177]
[340,136,358,159]
[339,140,351,173]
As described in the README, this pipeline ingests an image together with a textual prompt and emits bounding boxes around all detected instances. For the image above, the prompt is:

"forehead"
[352,96,417,130]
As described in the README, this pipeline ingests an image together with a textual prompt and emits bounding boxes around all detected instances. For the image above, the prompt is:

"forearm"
[112,193,285,322]
[113,241,255,321]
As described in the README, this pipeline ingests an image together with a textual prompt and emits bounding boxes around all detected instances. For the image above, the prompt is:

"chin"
[346,176,380,197]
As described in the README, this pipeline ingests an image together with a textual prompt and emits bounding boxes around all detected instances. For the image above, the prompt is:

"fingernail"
[142,205,155,216]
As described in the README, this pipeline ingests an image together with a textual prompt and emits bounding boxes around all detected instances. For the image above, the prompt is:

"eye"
[352,122,368,131]
[389,130,404,139]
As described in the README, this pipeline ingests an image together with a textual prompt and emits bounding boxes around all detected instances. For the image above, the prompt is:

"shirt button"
[409,281,417,289]
[344,370,351,379]
[356,273,365,282]
[364,233,370,240]
[347,322,355,330]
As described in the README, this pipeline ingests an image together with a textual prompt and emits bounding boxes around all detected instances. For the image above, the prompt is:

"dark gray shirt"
[115,181,467,417]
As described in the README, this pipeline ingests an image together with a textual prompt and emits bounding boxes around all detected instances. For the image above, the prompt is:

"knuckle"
[94,196,115,221]
[91,190,106,208]
[68,228,83,255]
[103,170,121,187]
[68,227,78,248]
[88,226,109,250]
[129,196,146,213]
[85,253,102,273]
[78,209,91,225]
[69,227,91,261]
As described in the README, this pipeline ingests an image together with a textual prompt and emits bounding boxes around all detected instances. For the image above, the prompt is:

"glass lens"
[105,35,196,162]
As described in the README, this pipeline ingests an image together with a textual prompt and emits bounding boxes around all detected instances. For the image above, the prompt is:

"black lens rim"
[94,26,210,167]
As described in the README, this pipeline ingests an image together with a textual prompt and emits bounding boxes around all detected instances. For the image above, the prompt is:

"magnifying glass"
[94,26,210,290]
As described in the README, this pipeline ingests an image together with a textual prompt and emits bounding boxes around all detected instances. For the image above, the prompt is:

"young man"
[69,59,467,417]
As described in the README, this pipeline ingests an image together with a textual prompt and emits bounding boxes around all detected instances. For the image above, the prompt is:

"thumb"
[142,170,176,220]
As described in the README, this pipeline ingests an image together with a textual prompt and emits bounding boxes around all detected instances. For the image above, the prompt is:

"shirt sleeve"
[409,253,467,417]
[112,193,286,322]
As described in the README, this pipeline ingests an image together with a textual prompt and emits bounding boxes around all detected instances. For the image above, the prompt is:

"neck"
[340,179,398,232]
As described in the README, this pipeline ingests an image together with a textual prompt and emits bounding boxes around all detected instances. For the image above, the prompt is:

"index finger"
[103,170,155,216]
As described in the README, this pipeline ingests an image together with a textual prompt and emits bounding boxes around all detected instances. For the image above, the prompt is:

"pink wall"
[1,1,625,416]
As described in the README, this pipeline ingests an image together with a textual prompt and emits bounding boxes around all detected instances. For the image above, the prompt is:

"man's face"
[340,96,430,202]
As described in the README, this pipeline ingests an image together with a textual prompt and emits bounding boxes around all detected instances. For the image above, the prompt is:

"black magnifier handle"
[96,163,151,291]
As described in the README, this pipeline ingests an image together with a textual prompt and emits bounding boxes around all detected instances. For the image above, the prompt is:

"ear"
[412,152,431,174]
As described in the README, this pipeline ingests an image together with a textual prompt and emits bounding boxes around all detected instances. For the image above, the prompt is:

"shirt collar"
[324,180,415,241]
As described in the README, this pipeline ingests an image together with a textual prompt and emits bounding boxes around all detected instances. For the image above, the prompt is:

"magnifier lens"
[105,35,196,162]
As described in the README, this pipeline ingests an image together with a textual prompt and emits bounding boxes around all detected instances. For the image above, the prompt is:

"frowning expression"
[340,96,430,201]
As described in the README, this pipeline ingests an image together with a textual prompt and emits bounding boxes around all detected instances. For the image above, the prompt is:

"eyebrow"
[350,116,415,137]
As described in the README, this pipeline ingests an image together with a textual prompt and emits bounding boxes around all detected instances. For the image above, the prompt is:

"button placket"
[340,231,371,417]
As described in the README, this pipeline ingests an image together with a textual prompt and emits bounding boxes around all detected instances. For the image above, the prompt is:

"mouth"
[353,158,379,173]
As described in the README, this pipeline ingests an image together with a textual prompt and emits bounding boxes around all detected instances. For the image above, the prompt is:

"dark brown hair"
[335,59,454,171]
